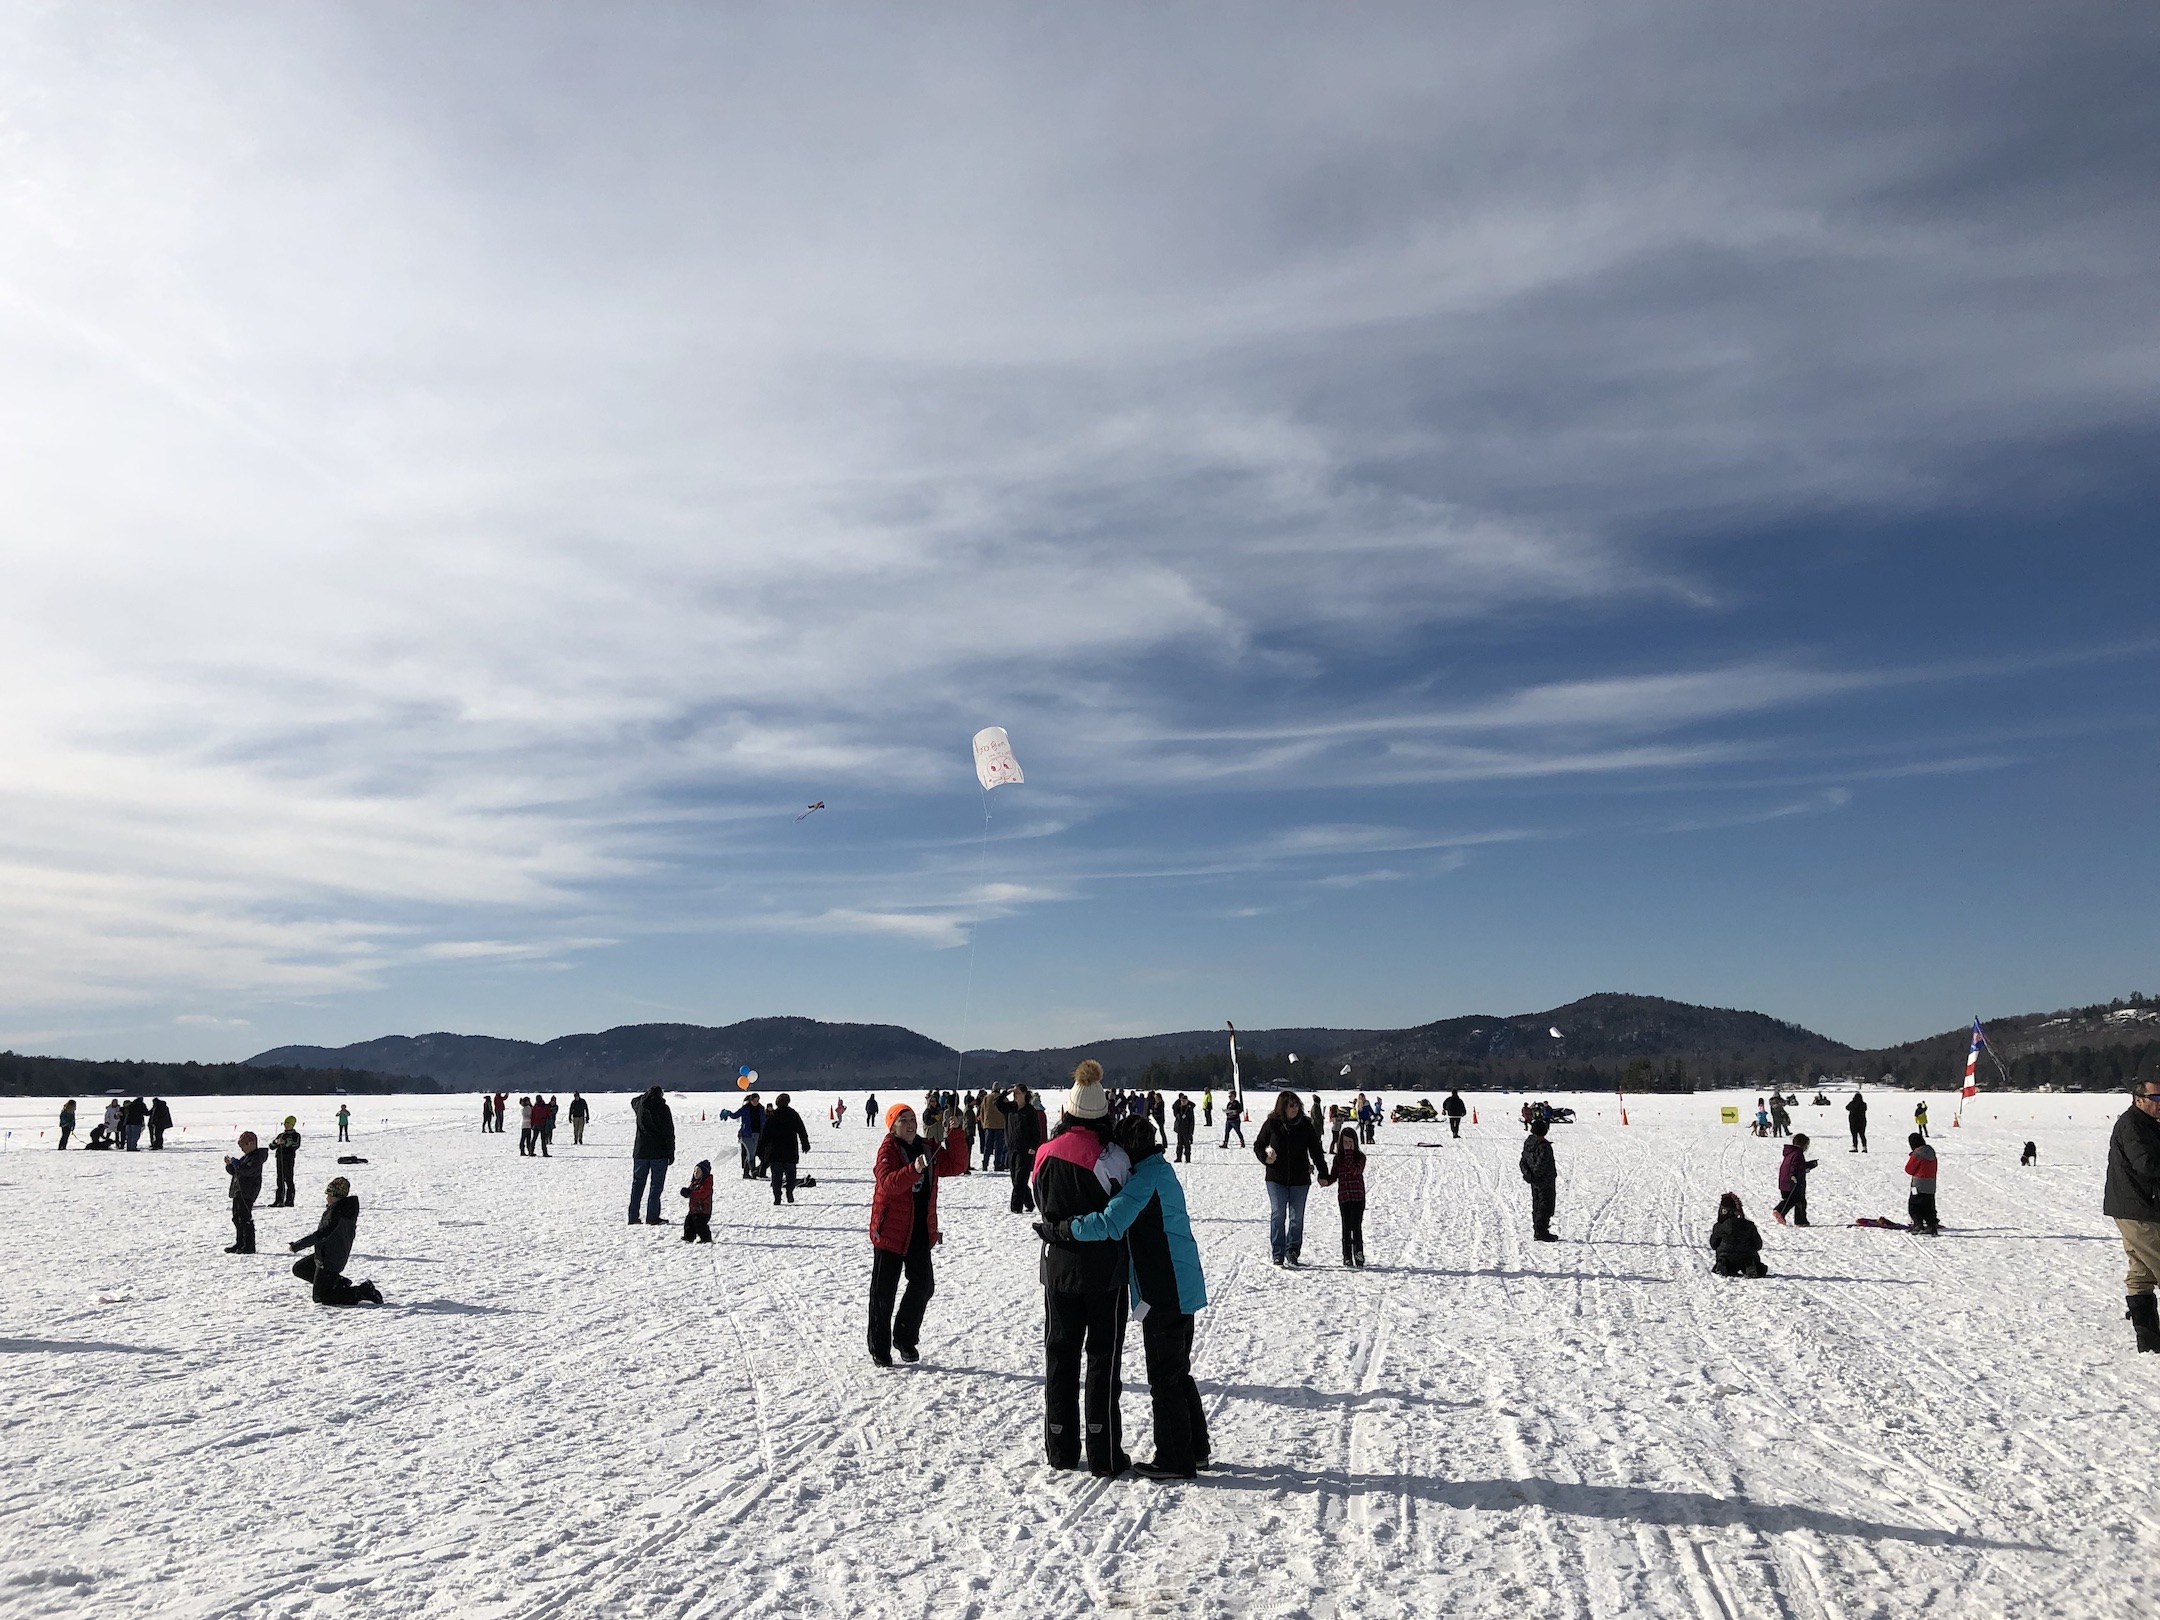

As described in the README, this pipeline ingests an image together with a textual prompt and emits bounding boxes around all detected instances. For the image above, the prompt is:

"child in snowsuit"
[1904,1133,1940,1233]
[680,1160,715,1243]
[1709,1192,1769,1277]
[2021,1140,2038,1166]
[269,1117,302,1208]
[1321,1126,1368,1267]
[1774,1135,1816,1227]
[225,1132,268,1253]
[289,1177,382,1306]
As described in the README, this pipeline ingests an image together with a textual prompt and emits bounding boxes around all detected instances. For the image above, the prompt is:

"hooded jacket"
[226,1146,268,1203]
[1066,1142,1207,1317]
[1519,1134,1556,1186]
[757,1104,812,1167]
[1778,1143,1815,1194]
[1033,1121,1132,1293]
[2104,1103,2160,1223]
[1003,1096,1046,1161]
[681,1165,714,1215]
[1708,1212,1764,1273]
[1904,1142,1938,1191]
[868,1127,970,1254]
[292,1194,360,1275]
[631,1090,675,1163]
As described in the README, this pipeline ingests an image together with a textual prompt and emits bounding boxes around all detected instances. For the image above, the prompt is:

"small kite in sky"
[972,727,1024,791]
[1549,1027,1564,1039]
[794,801,826,823]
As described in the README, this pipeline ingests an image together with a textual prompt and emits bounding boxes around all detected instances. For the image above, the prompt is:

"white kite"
[972,727,1025,791]
[1549,1027,1564,1039]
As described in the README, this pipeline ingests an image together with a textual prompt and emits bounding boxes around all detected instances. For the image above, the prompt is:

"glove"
[1031,1219,1073,1244]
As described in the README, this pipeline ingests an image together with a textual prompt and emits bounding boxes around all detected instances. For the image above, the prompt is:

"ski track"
[0,1091,2155,1619]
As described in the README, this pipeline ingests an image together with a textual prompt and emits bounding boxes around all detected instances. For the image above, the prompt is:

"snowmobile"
[1390,1099,1439,1124]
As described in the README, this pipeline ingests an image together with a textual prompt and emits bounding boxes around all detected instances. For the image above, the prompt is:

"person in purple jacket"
[1774,1133,1817,1227]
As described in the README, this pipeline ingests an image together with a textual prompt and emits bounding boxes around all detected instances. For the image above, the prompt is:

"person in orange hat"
[866,1101,970,1365]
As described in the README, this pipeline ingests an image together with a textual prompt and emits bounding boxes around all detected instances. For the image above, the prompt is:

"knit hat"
[885,1102,914,1131]
[326,1176,350,1198]
[284,1115,297,1128]
[1064,1059,1108,1120]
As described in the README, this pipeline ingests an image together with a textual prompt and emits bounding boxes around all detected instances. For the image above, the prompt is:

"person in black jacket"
[1031,1061,1133,1477]
[1252,1092,1329,1267]
[569,1091,590,1145]
[2105,1074,2160,1352]
[123,1095,149,1152]
[758,1094,813,1205]
[1708,1192,1768,1277]
[149,1097,173,1150]
[1520,1119,1558,1242]
[268,1117,302,1207]
[1442,1090,1467,1138]
[628,1087,676,1226]
[1002,1085,1044,1214]
[1847,1090,1868,1152]
[1171,1095,1196,1163]
[289,1178,383,1306]
[225,1132,268,1253]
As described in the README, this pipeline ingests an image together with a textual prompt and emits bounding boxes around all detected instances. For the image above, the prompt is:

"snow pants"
[1775,1187,1809,1226]
[2117,1217,2160,1295]
[1174,1133,1193,1163]
[1140,1310,1209,1474]
[1849,1122,1867,1151]
[273,1151,297,1207]
[868,1237,934,1360]
[292,1256,366,1306]
[1907,1191,1940,1234]
[682,1213,712,1243]
[1044,1287,1126,1473]
[771,1162,797,1204]
[230,1196,257,1252]
[1010,1150,1037,1214]
[1267,1182,1310,1262]
[1530,1177,1557,1239]
[1448,1116,1462,1138]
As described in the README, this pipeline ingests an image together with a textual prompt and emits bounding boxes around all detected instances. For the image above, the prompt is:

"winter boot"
[356,1280,383,1306]
[2129,1293,2160,1354]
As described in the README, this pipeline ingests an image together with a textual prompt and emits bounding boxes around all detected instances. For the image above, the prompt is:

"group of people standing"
[481,1091,590,1151]
[55,1095,173,1151]
[217,1121,383,1307]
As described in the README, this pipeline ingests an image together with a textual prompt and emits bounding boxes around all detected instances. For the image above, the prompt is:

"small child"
[680,1159,714,1243]
[1708,1192,1769,1276]
[224,1131,268,1253]
[1320,1125,1367,1268]
[1774,1134,1817,1227]
[1904,1133,1940,1234]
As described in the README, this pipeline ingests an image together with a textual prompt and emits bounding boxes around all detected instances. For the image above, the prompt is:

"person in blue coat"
[1043,1113,1210,1480]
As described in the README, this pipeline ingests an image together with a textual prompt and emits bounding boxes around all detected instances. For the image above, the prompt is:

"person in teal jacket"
[1046,1114,1210,1480]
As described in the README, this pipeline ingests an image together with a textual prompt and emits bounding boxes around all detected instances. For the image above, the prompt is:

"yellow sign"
[1719,1106,1740,1125]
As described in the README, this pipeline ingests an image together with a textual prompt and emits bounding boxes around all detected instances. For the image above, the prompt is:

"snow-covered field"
[1,1086,2153,1620]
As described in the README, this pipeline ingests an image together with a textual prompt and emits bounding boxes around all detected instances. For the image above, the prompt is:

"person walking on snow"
[1171,1094,1196,1163]
[1905,1133,1941,1233]
[58,1099,75,1150]
[1847,1090,1867,1152]
[628,1086,676,1225]
[2104,1072,2160,1353]
[225,1132,268,1253]
[1774,1134,1817,1227]
[866,1102,970,1366]
[1320,1124,1368,1267]
[1030,1061,1134,1476]
[864,1093,878,1129]
[569,1092,589,1145]
[269,1117,302,1208]
[1709,1192,1768,1277]
[1253,1091,1329,1266]
[336,1104,351,1144]
[680,1160,714,1243]
[288,1177,383,1306]
[758,1094,813,1205]
[1050,1113,1211,1480]
[1913,1099,1929,1140]
[1520,1118,1559,1242]
[1443,1090,1467,1138]
[1002,1085,1044,1214]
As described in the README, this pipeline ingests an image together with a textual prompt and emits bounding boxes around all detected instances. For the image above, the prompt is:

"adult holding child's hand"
[1252,1092,1328,1267]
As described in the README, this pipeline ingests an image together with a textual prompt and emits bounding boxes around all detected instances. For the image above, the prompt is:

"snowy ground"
[1,1085,2155,1620]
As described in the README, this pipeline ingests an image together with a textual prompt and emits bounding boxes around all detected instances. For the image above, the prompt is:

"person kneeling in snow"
[289,1177,383,1306]
[1709,1192,1769,1277]
[680,1160,714,1243]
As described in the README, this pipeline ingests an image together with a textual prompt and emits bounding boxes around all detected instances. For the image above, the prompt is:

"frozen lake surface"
[0,1087,2153,1618]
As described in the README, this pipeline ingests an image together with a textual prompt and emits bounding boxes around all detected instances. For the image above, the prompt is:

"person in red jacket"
[866,1102,969,1366]
[679,1159,714,1243]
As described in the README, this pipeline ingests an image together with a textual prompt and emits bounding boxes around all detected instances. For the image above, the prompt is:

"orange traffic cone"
[1471,1109,1478,1125]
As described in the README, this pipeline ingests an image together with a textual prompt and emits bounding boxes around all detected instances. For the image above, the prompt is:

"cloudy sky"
[2,3,2155,1059]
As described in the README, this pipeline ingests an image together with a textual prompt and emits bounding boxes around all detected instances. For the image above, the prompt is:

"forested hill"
[1864,998,2160,1092]
[0,1051,427,1098]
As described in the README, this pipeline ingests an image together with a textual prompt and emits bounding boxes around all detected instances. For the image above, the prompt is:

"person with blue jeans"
[628,1086,675,1225]
[1251,1091,1328,1267]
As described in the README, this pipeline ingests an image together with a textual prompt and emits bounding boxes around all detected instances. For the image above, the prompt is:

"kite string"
[954,785,991,1092]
